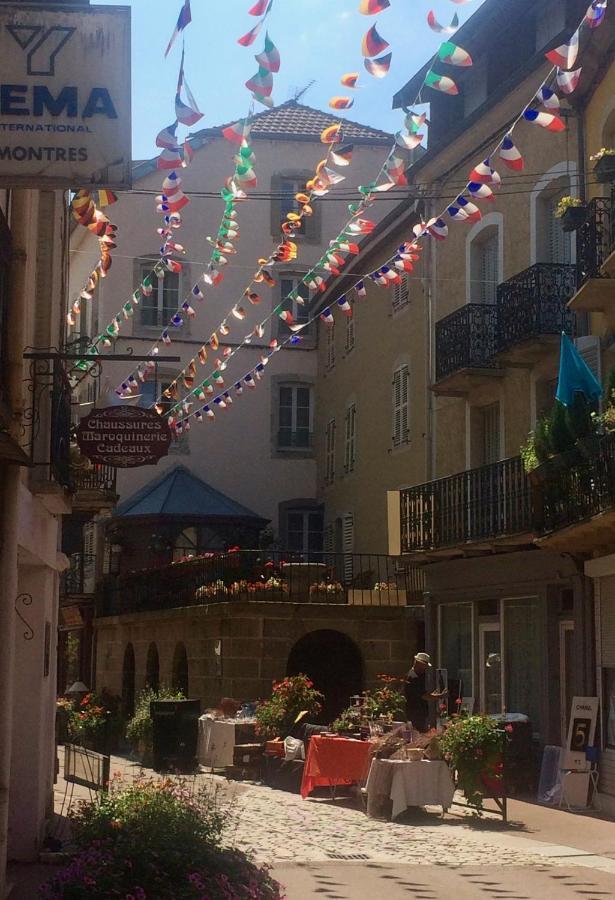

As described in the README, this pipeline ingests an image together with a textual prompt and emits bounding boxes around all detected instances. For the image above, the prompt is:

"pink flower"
[505,724,513,733]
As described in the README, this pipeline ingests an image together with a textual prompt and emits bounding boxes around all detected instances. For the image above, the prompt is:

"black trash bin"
[150,699,200,772]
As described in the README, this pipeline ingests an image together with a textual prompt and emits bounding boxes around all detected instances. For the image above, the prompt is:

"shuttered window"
[392,365,409,446]
[278,384,313,449]
[279,277,311,337]
[480,402,501,465]
[326,323,335,369]
[325,418,336,484]
[575,335,602,384]
[479,234,499,304]
[344,403,357,473]
[392,275,410,313]
[270,173,321,241]
[547,193,572,264]
[343,512,354,583]
[345,307,355,352]
[140,264,180,328]
[83,521,97,593]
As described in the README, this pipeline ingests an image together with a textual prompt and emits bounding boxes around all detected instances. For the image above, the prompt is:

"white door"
[559,620,575,745]
[479,622,503,714]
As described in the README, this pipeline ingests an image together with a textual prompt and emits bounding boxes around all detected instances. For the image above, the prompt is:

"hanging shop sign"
[76,406,172,469]
[0,4,131,189]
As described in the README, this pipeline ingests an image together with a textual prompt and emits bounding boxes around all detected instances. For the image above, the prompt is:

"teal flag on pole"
[555,332,602,407]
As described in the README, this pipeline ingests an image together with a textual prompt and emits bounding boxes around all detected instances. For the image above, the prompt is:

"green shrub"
[126,686,185,752]
[549,400,574,454]
[255,674,323,739]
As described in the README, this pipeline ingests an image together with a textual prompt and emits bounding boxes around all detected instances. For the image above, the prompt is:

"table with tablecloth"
[197,716,257,769]
[365,758,455,819]
[300,735,373,799]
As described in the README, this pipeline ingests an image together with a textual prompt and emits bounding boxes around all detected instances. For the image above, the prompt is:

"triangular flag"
[556,67,582,95]
[165,0,191,58]
[545,30,579,69]
[424,70,458,95]
[364,53,392,78]
[438,41,472,66]
[523,108,566,132]
[255,33,281,72]
[358,0,391,14]
[427,10,459,34]
[361,24,389,57]
[499,134,524,171]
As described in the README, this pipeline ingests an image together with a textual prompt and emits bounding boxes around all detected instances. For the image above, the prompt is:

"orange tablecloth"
[300,735,373,799]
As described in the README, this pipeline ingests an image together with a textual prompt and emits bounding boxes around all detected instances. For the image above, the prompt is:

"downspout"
[425,193,438,482]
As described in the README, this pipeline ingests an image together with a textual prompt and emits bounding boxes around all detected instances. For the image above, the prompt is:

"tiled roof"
[114,464,268,522]
[191,99,392,145]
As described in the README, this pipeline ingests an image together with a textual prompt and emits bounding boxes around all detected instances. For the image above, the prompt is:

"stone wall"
[95,601,421,709]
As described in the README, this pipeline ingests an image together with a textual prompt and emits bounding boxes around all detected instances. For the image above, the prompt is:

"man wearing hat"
[404,652,446,732]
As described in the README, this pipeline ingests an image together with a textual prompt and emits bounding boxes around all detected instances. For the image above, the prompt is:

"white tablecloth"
[365,758,455,819]
[197,717,257,769]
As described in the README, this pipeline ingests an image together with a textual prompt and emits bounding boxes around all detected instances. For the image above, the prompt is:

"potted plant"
[520,414,552,483]
[568,393,600,458]
[439,714,506,812]
[66,691,116,752]
[255,674,323,739]
[591,148,615,183]
[554,195,586,232]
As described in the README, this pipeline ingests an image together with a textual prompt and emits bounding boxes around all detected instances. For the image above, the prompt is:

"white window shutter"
[480,235,499,304]
[83,521,97,593]
[392,365,409,446]
[548,193,572,265]
[575,335,602,385]
[343,513,354,583]
[323,523,334,554]
[392,275,409,312]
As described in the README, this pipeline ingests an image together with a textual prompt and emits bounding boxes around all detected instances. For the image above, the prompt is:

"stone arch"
[121,642,136,718]
[172,641,189,696]
[145,642,160,691]
[287,629,363,722]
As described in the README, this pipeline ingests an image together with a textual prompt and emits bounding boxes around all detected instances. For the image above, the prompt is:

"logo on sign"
[7,25,75,77]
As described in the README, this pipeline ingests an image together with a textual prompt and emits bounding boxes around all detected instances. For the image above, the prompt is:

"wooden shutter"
[392,275,409,312]
[326,418,336,484]
[393,366,409,445]
[344,404,356,472]
[343,513,354,583]
[83,520,97,593]
[481,403,501,465]
[480,235,499,304]
[326,323,335,369]
[323,523,334,554]
[575,335,602,384]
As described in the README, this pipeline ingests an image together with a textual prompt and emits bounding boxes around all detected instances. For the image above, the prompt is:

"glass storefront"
[439,603,473,698]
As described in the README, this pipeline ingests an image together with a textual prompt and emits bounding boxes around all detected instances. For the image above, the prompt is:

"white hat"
[414,652,432,666]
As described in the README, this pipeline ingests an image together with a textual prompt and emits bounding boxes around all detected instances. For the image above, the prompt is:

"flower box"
[560,204,587,233]
[594,154,615,183]
[348,589,407,607]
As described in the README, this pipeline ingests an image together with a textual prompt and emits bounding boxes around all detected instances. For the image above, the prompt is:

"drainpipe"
[425,193,438,482]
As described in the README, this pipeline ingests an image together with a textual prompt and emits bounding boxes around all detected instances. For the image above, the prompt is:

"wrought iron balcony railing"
[72,464,117,495]
[495,263,576,352]
[99,550,426,616]
[61,553,98,597]
[576,196,615,282]
[539,432,615,534]
[435,302,497,381]
[400,456,532,553]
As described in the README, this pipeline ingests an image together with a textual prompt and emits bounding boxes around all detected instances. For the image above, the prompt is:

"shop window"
[439,603,473,697]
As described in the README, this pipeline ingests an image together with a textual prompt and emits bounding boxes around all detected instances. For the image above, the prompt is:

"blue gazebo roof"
[114,465,267,523]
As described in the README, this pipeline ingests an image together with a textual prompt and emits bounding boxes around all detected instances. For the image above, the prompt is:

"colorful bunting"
[424,70,459,95]
[438,41,472,66]
[329,96,354,110]
[165,0,192,58]
[523,108,566,132]
[255,33,281,72]
[364,53,392,78]
[331,144,354,166]
[361,24,389,57]
[545,30,579,69]
[536,86,560,109]
[557,67,582,94]
[468,182,495,200]
[238,21,263,47]
[584,1,607,29]
[499,134,524,171]
[427,11,459,34]
[358,0,390,14]
[248,0,269,15]
[341,73,360,88]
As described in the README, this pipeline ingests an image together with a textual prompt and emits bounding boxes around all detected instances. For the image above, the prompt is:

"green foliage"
[332,677,406,732]
[66,691,121,746]
[554,195,583,218]
[332,707,362,734]
[549,400,574,453]
[533,414,552,463]
[255,674,323,739]
[566,393,595,440]
[520,433,539,473]
[605,367,615,406]
[126,686,185,751]
[41,777,282,899]
[439,715,504,812]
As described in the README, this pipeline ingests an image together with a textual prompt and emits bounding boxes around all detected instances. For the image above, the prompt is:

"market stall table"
[197,716,257,769]
[365,758,455,819]
[301,735,373,799]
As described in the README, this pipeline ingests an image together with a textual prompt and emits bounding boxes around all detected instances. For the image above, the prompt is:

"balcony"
[495,263,576,364]
[396,456,533,557]
[434,303,500,396]
[71,463,118,510]
[568,196,615,321]
[537,431,615,553]
[61,553,97,598]
[99,550,426,617]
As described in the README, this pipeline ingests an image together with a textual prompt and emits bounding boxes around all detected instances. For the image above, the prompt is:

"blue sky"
[98,0,486,160]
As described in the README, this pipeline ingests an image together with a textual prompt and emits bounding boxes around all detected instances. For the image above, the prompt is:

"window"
[480,402,500,466]
[344,403,357,473]
[345,306,355,353]
[504,597,543,739]
[535,177,574,265]
[326,323,335,370]
[279,276,310,337]
[287,509,323,554]
[392,365,409,447]
[140,264,180,328]
[477,234,499,303]
[278,384,313,449]
[545,193,572,265]
[279,177,306,235]
[325,418,336,484]
[439,603,473,697]
[392,275,410,313]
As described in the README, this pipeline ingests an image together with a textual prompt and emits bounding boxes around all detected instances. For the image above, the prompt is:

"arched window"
[531,163,576,265]
[466,213,503,304]
[145,642,160,692]
[122,643,136,718]
[172,642,189,696]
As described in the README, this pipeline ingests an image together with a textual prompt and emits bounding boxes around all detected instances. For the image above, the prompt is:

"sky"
[97,0,487,161]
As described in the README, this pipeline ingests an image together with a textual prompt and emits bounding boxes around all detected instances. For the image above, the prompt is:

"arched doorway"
[145,642,160,691]
[287,630,363,722]
[122,643,135,718]
[172,642,189,696]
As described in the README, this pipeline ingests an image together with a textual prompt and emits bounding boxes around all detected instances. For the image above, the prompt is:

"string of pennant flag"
[166,0,609,431]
